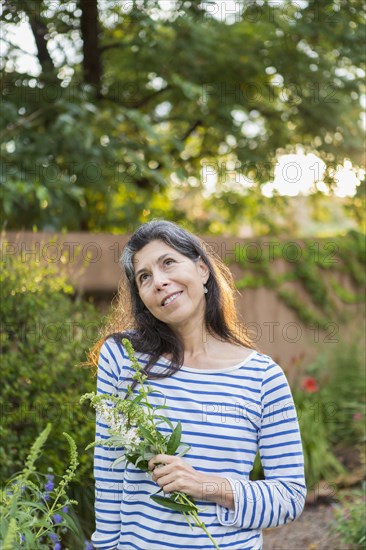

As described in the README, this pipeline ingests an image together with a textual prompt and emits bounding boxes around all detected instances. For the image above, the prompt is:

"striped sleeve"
[216,361,306,529]
[91,340,124,549]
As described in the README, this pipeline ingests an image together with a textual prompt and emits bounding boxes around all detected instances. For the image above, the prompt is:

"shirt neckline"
[159,350,257,374]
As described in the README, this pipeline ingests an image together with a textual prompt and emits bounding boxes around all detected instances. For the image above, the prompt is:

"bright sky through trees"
[1,0,364,234]
[3,6,364,200]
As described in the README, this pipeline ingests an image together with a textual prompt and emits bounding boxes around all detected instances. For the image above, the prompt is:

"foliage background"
[0,247,99,540]
[0,259,97,481]
[1,0,365,235]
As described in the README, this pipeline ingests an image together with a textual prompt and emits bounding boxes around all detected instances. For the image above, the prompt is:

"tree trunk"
[27,14,55,73]
[79,0,102,96]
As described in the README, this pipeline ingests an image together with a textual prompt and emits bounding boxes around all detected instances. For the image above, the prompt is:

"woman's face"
[133,240,209,328]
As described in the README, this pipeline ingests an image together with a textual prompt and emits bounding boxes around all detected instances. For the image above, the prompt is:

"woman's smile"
[161,291,183,307]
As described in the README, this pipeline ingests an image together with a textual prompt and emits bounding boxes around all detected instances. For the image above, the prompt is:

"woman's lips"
[161,291,183,307]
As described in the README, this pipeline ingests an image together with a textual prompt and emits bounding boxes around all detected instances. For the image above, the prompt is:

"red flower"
[301,376,319,393]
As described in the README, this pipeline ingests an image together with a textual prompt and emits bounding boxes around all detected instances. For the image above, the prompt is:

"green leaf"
[130,394,145,405]
[134,456,149,471]
[152,405,170,412]
[154,414,174,430]
[139,426,158,445]
[167,422,182,455]
[140,451,155,460]
[176,443,191,457]
[150,390,167,401]
[111,455,126,468]
[125,453,140,465]
[59,511,80,536]
[155,430,166,444]
[150,495,195,513]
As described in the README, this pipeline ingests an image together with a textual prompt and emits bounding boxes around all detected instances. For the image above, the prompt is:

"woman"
[91,220,306,550]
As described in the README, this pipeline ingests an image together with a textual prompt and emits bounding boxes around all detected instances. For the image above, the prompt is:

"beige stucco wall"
[3,231,364,374]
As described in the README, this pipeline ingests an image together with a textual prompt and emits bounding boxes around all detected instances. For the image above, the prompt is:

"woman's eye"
[139,273,149,283]
[165,258,175,265]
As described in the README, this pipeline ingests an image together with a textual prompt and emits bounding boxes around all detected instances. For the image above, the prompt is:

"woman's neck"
[175,326,218,359]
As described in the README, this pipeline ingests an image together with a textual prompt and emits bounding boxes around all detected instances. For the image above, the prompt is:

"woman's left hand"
[148,454,235,509]
[148,454,206,499]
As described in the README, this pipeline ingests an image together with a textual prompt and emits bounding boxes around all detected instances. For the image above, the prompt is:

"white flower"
[123,428,140,453]
[95,401,140,454]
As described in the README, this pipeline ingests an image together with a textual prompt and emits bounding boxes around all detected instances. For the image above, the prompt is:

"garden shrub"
[0,242,100,488]
[293,385,345,489]
[0,423,84,549]
[331,484,366,547]
[321,340,366,447]
[291,338,366,490]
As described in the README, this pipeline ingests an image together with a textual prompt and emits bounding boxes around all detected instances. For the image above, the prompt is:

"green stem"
[190,513,221,550]
[34,493,64,539]
[174,493,221,550]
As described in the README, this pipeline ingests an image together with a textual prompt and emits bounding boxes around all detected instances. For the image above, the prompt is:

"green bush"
[291,338,366,490]
[320,341,366,447]
[293,385,345,489]
[0,241,100,533]
[331,484,366,548]
[0,423,83,549]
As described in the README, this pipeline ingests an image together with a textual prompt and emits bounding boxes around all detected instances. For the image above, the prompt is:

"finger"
[153,454,173,463]
[148,454,173,470]
[155,473,177,491]
[160,479,180,494]
[151,464,171,480]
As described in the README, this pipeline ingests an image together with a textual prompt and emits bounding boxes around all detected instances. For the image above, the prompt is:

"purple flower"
[84,542,93,550]
[42,493,50,501]
[21,534,25,542]
[52,514,62,524]
[54,543,62,550]
[62,506,69,514]
[49,533,59,543]
[45,481,54,491]
[44,474,55,492]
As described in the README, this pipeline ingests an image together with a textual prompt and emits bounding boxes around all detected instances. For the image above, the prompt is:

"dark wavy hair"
[89,220,255,386]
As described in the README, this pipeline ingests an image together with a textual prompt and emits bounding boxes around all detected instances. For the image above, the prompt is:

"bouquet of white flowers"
[81,338,220,549]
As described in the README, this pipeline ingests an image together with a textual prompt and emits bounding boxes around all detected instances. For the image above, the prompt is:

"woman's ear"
[197,257,210,284]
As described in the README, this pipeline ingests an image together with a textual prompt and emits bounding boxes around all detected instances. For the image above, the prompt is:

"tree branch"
[27,13,55,73]
[103,85,171,109]
[131,86,171,109]
[0,108,49,140]
[99,42,131,53]
[181,119,203,141]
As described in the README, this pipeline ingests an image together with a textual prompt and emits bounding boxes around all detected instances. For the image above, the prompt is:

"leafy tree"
[0,0,364,233]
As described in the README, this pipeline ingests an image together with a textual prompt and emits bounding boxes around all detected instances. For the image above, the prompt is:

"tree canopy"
[1,0,365,234]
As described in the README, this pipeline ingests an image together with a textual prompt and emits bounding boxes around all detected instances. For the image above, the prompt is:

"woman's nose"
[153,272,169,290]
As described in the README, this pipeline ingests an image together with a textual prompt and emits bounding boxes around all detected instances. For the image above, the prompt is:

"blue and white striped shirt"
[91,338,306,550]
